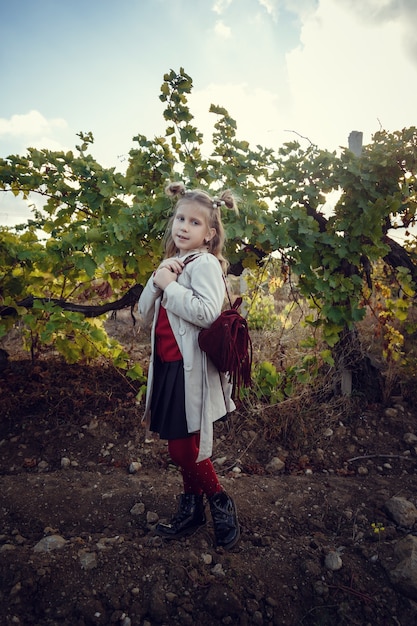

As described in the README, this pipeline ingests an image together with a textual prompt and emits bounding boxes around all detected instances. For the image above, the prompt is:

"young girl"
[138,181,240,550]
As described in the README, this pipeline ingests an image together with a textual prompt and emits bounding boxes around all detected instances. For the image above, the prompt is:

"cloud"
[337,0,417,23]
[337,0,417,63]
[0,110,67,139]
[0,110,71,156]
[257,0,280,20]
[284,0,417,150]
[214,19,232,38]
[0,111,72,226]
[212,0,233,15]
[282,0,319,20]
[190,82,283,151]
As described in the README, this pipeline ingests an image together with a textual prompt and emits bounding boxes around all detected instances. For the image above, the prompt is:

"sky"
[1,0,417,226]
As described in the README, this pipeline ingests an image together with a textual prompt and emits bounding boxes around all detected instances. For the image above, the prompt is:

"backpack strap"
[222,275,234,309]
[182,253,239,311]
[182,253,202,266]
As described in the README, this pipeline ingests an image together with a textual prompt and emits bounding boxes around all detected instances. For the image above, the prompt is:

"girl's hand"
[157,258,184,275]
[153,267,178,290]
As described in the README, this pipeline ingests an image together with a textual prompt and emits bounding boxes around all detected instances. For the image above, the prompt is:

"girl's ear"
[206,227,216,242]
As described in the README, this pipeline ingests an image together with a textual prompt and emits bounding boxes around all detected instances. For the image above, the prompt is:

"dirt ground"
[1,318,417,625]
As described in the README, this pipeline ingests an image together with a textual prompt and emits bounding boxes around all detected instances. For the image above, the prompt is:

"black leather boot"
[209,490,240,549]
[156,494,206,539]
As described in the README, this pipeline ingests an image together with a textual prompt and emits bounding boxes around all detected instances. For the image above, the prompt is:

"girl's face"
[171,201,215,254]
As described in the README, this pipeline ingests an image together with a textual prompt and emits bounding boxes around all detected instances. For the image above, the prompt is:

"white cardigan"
[138,251,236,462]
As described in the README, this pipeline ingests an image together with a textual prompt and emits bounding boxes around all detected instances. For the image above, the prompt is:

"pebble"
[14,534,26,545]
[314,580,329,595]
[403,432,417,444]
[385,496,417,527]
[266,457,285,473]
[211,563,225,577]
[0,544,16,552]
[87,418,98,430]
[324,551,343,571]
[10,582,22,596]
[165,592,177,602]
[344,508,353,520]
[96,536,123,549]
[202,553,212,565]
[130,502,146,516]
[213,456,227,466]
[79,551,98,570]
[33,534,67,553]
[146,511,159,524]
[357,466,369,475]
[129,461,142,473]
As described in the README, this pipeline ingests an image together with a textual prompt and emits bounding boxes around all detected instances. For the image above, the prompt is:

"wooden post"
[339,131,363,396]
[348,131,363,156]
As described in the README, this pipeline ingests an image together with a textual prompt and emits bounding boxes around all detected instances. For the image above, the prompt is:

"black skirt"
[149,357,191,440]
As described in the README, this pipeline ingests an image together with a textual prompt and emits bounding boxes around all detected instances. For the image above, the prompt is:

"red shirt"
[155,305,182,362]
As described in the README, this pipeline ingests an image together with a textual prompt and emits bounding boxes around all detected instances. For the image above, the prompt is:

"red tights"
[168,434,222,497]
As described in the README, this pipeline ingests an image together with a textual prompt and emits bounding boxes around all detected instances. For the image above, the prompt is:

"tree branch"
[0,284,144,320]
[383,235,417,285]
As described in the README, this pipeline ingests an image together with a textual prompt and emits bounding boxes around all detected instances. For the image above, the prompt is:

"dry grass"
[2,300,414,456]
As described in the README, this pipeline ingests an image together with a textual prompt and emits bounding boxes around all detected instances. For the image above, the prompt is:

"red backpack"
[198,294,252,397]
[183,254,252,396]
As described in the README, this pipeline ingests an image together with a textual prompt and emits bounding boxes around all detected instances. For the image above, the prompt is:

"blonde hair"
[163,181,237,273]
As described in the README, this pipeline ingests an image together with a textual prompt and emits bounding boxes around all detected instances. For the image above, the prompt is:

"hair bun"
[165,181,186,197]
[218,190,237,211]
